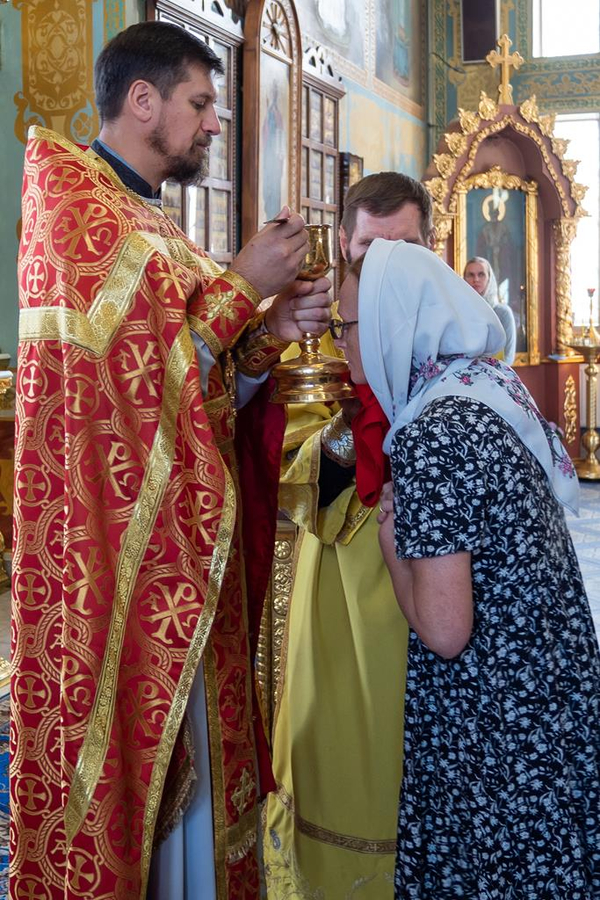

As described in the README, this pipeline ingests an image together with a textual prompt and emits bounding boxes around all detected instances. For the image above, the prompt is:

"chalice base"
[271,348,356,404]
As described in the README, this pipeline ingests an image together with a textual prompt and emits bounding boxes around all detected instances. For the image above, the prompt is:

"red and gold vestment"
[11,127,284,900]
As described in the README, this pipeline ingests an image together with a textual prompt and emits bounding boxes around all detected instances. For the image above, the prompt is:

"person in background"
[338,238,600,900]
[11,21,331,900]
[464,255,517,364]
[264,173,434,899]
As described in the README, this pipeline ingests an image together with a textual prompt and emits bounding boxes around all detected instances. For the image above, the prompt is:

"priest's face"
[335,273,366,384]
[340,202,428,264]
[149,63,221,185]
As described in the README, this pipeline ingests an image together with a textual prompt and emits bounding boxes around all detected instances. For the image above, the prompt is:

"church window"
[301,47,345,292]
[150,1,243,267]
[532,0,600,57]
[556,112,600,324]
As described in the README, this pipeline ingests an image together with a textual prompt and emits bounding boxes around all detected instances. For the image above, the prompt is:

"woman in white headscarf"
[463,255,517,364]
[335,239,600,900]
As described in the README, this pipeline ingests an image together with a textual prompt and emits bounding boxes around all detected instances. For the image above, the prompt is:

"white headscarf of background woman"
[358,239,579,514]
[465,255,500,307]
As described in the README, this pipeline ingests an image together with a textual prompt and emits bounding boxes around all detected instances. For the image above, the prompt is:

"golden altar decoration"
[569,290,600,480]
[423,34,588,459]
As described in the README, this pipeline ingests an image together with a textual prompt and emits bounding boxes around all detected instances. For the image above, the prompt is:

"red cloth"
[235,375,286,795]
[350,383,391,507]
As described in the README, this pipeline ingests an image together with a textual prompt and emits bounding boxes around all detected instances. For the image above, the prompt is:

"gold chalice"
[271,223,356,404]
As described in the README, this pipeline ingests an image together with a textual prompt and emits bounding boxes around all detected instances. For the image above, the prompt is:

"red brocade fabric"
[350,383,391,507]
[11,126,281,900]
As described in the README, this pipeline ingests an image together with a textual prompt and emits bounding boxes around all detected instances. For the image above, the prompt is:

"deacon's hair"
[341,172,434,246]
[95,21,224,123]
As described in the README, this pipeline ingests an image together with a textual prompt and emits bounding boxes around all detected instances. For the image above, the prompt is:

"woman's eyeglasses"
[328,318,359,340]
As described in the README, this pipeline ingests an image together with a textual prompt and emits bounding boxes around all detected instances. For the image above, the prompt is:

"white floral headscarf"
[359,239,579,514]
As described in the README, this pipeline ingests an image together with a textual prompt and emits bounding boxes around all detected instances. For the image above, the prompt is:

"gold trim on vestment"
[163,238,223,275]
[201,469,259,896]
[64,325,196,846]
[222,269,262,309]
[139,467,237,899]
[270,529,304,737]
[203,393,234,417]
[153,717,196,846]
[321,410,356,467]
[188,315,225,361]
[235,311,290,377]
[275,785,396,854]
[282,420,329,457]
[30,126,164,218]
[203,639,228,900]
[226,807,259,863]
[279,427,321,532]
[19,231,170,353]
[336,503,373,545]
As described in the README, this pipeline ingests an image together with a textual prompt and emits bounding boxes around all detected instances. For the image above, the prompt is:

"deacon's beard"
[148,124,211,186]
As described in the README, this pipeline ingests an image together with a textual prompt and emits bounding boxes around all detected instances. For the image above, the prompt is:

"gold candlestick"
[271,224,356,404]
[569,288,600,480]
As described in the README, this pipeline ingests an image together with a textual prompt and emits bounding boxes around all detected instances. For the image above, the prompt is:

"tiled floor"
[565,481,600,637]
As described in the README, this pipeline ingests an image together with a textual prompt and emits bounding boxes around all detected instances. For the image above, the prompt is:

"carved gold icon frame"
[454,167,540,366]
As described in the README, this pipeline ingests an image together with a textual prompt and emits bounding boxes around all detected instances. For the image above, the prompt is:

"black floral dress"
[390,396,600,900]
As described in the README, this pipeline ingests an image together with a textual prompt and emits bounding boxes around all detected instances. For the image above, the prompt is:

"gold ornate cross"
[232,767,255,815]
[486,34,524,104]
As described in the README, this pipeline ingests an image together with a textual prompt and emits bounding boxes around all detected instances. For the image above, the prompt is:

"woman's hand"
[377,480,394,525]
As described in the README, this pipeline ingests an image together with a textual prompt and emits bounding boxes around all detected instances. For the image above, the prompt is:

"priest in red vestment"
[10,21,331,900]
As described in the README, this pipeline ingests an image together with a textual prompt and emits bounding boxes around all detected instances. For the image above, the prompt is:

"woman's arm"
[378,509,473,659]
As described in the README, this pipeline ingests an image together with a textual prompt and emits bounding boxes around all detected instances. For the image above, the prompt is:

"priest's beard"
[148,123,211,186]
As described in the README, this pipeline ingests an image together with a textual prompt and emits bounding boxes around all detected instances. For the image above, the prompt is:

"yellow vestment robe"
[264,335,409,898]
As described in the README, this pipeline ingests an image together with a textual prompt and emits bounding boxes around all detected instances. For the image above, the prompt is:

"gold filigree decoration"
[424,176,447,205]
[520,95,540,123]
[538,113,556,137]
[433,153,455,179]
[232,768,255,816]
[458,108,480,134]
[445,132,468,158]
[552,218,579,354]
[432,214,454,258]
[461,165,533,192]
[551,137,570,159]
[256,522,298,736]
[563,374,577,445]
[571,183,589,205]
[321,410,356,467]
[271,528,297,715]
[561,159,579,180]
[454,116,571,217]
[478,91,498,121]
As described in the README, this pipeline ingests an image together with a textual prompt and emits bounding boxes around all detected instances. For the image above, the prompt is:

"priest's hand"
[230,206,309,299]
[264,276,332,343]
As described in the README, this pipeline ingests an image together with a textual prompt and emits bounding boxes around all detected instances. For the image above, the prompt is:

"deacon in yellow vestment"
[264,332,409,899]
